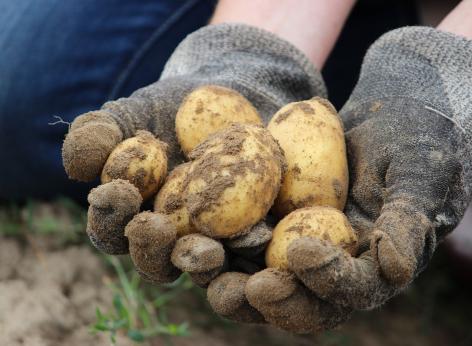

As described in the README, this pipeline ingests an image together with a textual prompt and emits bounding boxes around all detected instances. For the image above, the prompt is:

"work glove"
[208,27,472,333]
[61,23,325,311]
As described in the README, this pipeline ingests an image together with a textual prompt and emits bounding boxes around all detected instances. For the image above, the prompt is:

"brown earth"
[1,231,471,346]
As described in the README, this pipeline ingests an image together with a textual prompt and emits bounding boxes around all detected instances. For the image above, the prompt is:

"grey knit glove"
[61,23,325,311]
[228,26,472,333]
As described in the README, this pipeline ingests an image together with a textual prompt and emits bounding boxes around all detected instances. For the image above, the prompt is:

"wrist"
[437,0,472,40]
[210,0,355,69]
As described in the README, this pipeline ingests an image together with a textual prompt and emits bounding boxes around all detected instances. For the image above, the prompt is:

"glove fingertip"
[126,211,180,284]
[63,111,122,182]
[373,230,415,287]
[87,180,142,254]
[207,272,265,324]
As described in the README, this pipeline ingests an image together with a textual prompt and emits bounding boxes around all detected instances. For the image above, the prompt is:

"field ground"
[0,199,471,346]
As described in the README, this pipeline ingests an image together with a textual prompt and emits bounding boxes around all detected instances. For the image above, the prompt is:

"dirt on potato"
[101,130,168,200]
[184,124,285,238]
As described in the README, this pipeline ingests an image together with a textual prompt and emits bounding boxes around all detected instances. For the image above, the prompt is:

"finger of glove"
[63,79,197,182]
[63,93,158,182]
[207,272,266,324]
[288,236,395,310]
[291,166,451,309]
[374,138,461,283]
[125,211,180,284]
[63,110,123,181]
[245,268,351,333]
[289,203,435,309]
[171,234,226,287]
[87,179,142,254]
[224,221,273,258]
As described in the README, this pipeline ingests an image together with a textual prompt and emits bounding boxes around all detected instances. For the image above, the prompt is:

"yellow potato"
[184,123,285,239]
[266,206,358,270]
[154,163,197,237]
[268,97,348,217]
[101,130,167,200]
[175,85,262,156]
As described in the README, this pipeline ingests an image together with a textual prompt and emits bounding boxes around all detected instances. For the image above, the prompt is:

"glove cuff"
[161,23,327,120]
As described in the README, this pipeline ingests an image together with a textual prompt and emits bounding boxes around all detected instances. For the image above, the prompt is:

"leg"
[0,0,215,202]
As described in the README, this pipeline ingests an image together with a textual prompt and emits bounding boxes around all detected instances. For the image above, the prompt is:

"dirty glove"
[209,26,472,333]
[62,23,324,179]
[61,23,325,315]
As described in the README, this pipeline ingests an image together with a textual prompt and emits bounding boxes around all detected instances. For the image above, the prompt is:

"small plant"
[0,198,87,244]
[92,256,192,344]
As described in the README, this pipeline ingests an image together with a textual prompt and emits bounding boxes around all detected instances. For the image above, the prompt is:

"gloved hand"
[63,23,324,180]
[208,27,472,333]
[61,23,326,315]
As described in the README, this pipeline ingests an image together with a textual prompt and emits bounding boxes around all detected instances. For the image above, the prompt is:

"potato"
[265,206,358,270]
[267,97,348,217]
[101,130,168,200]
[184,123,285,239]
[154,162,197,237]
[175,85,262,156]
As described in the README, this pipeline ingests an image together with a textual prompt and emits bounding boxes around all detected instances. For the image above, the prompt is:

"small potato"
[154,162,197,237]
[265,206,358,270]
[175,85,262,156]
[101,130,168,200]
[185,123,285,239]
[268,97,348,217]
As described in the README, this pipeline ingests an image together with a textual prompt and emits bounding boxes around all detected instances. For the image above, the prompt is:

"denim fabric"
[0,0,216,201]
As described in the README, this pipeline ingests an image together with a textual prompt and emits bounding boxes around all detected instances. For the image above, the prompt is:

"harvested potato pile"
[65,84,357,331]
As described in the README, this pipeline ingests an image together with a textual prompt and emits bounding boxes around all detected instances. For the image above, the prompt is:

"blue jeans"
[0,0,417,202]
[0,0,216,201]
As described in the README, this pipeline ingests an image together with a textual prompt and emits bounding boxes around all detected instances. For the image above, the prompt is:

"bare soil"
[1,232,471,346]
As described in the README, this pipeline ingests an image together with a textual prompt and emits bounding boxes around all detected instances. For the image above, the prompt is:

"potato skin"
[268,97,348,217]
[265,206,358,270]
[184,123,285,239]
[175,85,262,156]
[154,162,197,237]
[101,130,168,200]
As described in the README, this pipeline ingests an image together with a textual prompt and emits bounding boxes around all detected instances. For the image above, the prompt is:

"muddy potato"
[154,162,197,237]
[175,85,263,156]
[268,97,348,217]
[184,123,285,239]
[101,130,168,200]
[265,206,358,270]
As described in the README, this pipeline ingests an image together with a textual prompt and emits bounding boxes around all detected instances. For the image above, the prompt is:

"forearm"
[437,0,472,39]
[210,0,355,69]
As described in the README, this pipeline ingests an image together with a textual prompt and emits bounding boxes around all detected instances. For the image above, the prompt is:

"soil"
[0,236,132,346]
[1,232,471,346]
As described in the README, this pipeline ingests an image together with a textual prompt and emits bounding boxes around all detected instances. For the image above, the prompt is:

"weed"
[92,256,192,345]
[0,197,87,244]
